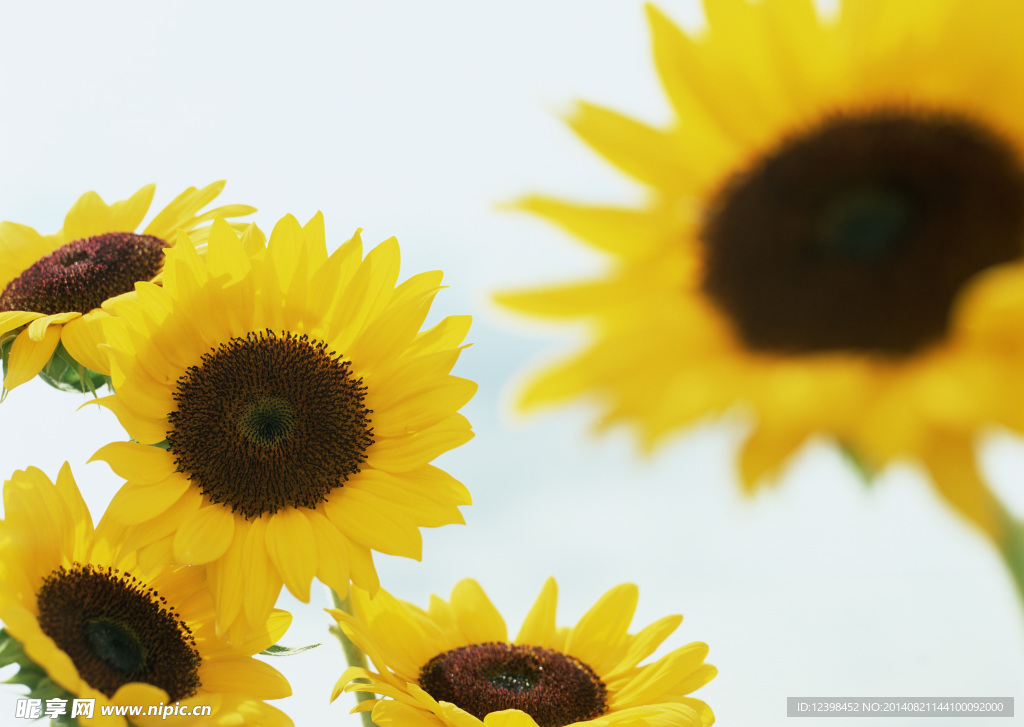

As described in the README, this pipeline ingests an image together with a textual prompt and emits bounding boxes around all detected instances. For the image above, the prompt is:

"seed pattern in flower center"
[35,564,201,701]
[167,330,375,518]
[0,232,165,315]
[700,110,1024,356]
[419,642,607,727]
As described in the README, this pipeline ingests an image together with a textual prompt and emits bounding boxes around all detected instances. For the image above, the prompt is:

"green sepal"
[838,442,876,485]
[259,642,321,656]
[0,330,15,402]
[36,342,111,396]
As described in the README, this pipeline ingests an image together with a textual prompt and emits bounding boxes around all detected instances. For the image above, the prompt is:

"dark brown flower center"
[167,329,375,519]
[35,564,200,701]
[418,643,607,727]
[0,232,165,315]
[700,110,1024,356]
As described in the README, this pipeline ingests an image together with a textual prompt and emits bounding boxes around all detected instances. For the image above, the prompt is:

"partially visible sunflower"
[91,214,476,644]
[496,0,1024,541]
[0,463,293,727]
[330,579,715,727]
[0,182,253,394]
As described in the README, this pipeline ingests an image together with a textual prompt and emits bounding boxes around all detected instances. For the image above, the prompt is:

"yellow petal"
[204,216,251,283]
[407,314,471,356]
[63,190,116,240]
[922,435,1005,545]
[234,608,293,656]
[302,211,328,267]
[603,614,682,681]
[563,583,637,673]
[325,488,423,560]
[106,184,156,232]
[307,511,351,595]
[366,414,474,473]
[89,441,176,485]
[512,196,665,259]
[144,181,225,239]
[173,504,236,564]
[611,642,711,707]
[369,377,478,437]
[60,310,113,374]
[208,528,246,635]
[87,395,169,444]
[265,508,317,602]
[484,711,540,727]
[0,222,52,288]
[27,312,79,341]
[241,517,284,624]
[104,478,190,526]
[450,579,507,643]
[329,238,401,349]
[515,578,558,646]
[568,101,695,192]
[737,426,807,494]
[4,321,61,389]
[0,310,43,338]
[200,656,292,699]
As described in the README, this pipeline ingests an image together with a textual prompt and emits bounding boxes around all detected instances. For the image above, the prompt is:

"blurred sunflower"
[91,214,475,643]
[0,182,253,394]
[0,463,293,727]
[330,579,715,727]
[496,0,1024,541]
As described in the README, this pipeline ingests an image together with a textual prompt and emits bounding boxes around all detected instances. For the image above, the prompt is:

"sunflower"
[90,213,476,644]
[0,182,253,394]
[495,0,1024,541]
[329,579,716,727]
[0,463,293,727]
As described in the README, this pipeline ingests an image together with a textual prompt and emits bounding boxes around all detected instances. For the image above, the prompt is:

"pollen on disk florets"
[0,233,165,316]
[700,110,1024,357]
[35,564,201,701]
[166,329,375,519]
[418,642,608,727]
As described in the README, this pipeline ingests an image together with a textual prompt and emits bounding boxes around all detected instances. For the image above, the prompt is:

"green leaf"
[36,342,110,395]
[838,442,875,485]
[0,331,15,402]
[259,643,321,656]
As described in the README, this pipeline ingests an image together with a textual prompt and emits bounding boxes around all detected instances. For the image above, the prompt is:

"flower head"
[91,214,476,643]
[330,579,716,727]
[495,0,1024,540]
[0,463,293,726]
[0,182,253,394]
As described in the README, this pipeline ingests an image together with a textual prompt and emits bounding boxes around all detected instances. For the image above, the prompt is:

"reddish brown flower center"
[0,232,165,315]
[418,642,607,727]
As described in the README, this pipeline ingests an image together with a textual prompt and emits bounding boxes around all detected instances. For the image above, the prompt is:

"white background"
[0,1,1022,725]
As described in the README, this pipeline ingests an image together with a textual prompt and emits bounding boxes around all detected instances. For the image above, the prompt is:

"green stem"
[995,503,1024,611]
[330,589,378,727]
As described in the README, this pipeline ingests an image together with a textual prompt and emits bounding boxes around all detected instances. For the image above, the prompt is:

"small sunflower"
[91,214,476,643]
[329,579,716,727]
[496,0,1024,540]
[0,182,253,394]
[0,463,293,727]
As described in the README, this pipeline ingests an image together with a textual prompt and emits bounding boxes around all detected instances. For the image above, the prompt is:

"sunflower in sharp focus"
[329,579,715,727]
[0,182,253,394]
[0,464,293,727]
[496,0,1024,541]
[91,214,476,644]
